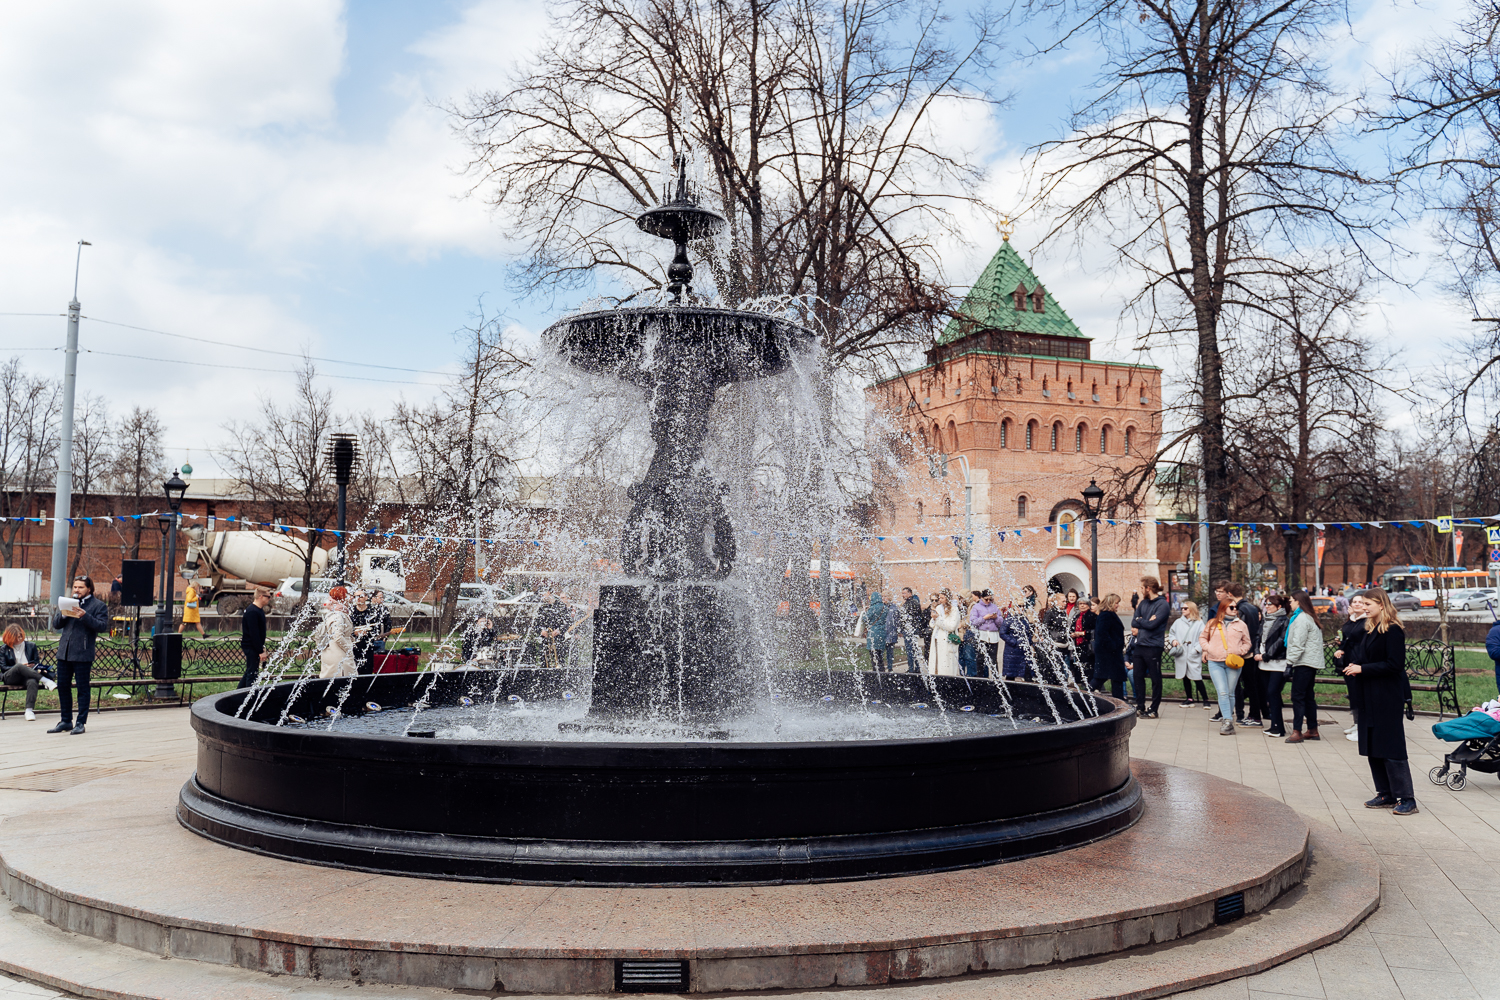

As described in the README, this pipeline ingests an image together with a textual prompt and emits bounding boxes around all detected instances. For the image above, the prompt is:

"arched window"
[947,420,959,452]
[933,423,942,450]
[943,495,952,517]
[1125,427,1133,454]
[916,500,923,522]
[1075,424,1084,451]
[1100,426,1110,453]
[1000,419,1009,448]
[918,427,927,450]
[1115,384,1122,402]
[1026,420,1036,450]
[1015,375,1023,394]
[1050,422,1060,450]
[1018,496,1028,521]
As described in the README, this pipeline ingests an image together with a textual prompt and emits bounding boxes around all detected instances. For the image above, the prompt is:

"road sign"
[1229,527,1244,549]
[1487,526,1500,545]
[1437,516,1453,534]
[1491,548,1500,563]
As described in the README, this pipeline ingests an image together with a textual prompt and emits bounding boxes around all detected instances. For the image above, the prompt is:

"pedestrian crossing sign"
[1487,526,1500,545]
[1437,516,1453,534]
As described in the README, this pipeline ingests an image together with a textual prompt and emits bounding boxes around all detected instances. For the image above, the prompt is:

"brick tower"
[860,236,1163,600]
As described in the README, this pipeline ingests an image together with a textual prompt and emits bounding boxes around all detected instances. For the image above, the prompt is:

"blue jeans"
[1208,661,1241,721]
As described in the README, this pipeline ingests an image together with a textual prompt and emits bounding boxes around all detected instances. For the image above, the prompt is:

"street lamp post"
[153,471,188,700]
[1082,479,1105,599]
[326,434,359,585]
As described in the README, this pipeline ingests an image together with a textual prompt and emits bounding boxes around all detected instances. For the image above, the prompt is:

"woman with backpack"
[1344,588,1416,815]
[1255,594,1290,737]
[1284,589,1325,743]
[1200,600,1253,735]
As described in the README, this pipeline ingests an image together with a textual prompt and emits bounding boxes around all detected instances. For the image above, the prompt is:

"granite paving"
[0,697,1488,997]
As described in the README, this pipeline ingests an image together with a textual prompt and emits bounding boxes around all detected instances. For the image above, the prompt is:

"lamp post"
[1082,479,1105,599]
[326,434,359,585]
[153,471,188,700]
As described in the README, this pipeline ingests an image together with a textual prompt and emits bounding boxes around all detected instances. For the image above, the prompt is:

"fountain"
[176,156,1144,886]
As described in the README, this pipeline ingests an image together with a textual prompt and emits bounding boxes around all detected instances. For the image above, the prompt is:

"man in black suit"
[238,587,271,688]
[49,575,110,735]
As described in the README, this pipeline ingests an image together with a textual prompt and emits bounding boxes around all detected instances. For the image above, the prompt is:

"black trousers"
[1180,675,1209,701]
[238,649,261,689]
[1262,668,1287,733]
[1130,646,1163,712]
[869,646,889,671]
[1,663,41,710]
[1236,662,1266,720]
[1290,665,1319,732]
[1369,755,1414,802]
[56,659,91,726]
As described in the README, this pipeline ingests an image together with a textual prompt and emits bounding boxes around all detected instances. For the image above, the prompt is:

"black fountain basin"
[545,306,816,386]
[178,670,1142,886]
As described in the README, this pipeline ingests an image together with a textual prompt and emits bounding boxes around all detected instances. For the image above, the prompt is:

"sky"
[0,0,1478,480]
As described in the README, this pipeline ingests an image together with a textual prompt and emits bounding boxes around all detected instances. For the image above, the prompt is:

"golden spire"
[998,215,1014,242]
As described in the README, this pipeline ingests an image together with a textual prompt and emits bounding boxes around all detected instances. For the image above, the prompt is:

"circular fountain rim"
[198,674,1126,756]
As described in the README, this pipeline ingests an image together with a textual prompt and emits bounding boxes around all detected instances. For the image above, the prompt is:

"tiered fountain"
[176,158,1143,885]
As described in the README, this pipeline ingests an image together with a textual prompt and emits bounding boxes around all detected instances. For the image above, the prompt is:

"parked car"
[272,576,335,612]
[1446,589,1497,612]
[1390,591,1421,611]
[380,592,435,622]
[454,583,533,613]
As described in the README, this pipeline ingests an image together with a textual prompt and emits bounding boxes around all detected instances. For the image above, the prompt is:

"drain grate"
[0,766,135,792]
[615,959,689,993]
[1215,891,1246,924]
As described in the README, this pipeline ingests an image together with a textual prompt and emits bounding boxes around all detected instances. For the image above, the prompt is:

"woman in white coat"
[1168,600,1208,706]
[318,585,356,679]
[928,589,963,676]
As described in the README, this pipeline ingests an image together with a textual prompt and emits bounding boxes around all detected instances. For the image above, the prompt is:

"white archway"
[1045,554,1091,597]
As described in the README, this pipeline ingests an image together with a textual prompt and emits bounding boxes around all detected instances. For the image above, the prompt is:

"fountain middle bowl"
[545,305,816,385]
[178,670,1142,886]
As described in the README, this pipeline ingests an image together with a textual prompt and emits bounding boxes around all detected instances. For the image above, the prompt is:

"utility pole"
[49,241,90,606]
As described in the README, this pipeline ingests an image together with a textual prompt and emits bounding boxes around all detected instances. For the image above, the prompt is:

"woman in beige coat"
[318,585,356,679]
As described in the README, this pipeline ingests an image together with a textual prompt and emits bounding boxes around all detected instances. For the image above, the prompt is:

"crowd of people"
[858,575,1419,815]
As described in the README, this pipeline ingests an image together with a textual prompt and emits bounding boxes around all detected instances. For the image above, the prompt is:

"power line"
[0,310,460,377]
[81,316,457,376]
[82,350,440,386]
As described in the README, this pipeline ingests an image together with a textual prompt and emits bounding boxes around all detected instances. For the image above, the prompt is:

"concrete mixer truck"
[180,526,405,614]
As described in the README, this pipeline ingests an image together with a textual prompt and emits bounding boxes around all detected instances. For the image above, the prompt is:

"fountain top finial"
[636,152,727,244]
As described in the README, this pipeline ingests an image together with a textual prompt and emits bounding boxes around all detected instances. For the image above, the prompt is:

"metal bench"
[1316,637,1457,719]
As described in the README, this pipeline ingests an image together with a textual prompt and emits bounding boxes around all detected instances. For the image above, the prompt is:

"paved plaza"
[0,699,1494,999]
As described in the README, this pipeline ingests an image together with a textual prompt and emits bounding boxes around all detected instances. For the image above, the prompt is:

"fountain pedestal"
[571,583,745,732]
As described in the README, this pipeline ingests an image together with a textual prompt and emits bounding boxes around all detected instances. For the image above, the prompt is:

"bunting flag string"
[5,509,1499,551]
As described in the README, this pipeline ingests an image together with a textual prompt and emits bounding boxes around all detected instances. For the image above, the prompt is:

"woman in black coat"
[1092,594,1127,698]
[1343,589,1416,815]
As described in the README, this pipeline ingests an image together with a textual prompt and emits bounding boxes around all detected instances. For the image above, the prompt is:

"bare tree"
[1218,278,1391,587]
[450,0,1000,365]
[0,358,60,567]
[389,314,530,633]
[1025,0,1386,576]
[68,394,113,578]
[218,361,339,605]
[1385,0,1499,376]
[105,406,167,559]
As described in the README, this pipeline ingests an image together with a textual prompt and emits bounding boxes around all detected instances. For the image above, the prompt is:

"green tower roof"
[938,240,1087,345]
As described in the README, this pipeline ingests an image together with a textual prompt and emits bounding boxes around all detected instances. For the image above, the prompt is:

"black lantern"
[1081,480,1105,599]
[163,470,188,512]
[324,433,360,583]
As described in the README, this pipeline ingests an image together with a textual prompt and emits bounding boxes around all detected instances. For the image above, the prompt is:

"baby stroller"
[1428,710,1500,791]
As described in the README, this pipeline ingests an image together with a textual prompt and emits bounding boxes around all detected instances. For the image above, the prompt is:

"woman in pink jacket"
[1200,599,1253,736]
